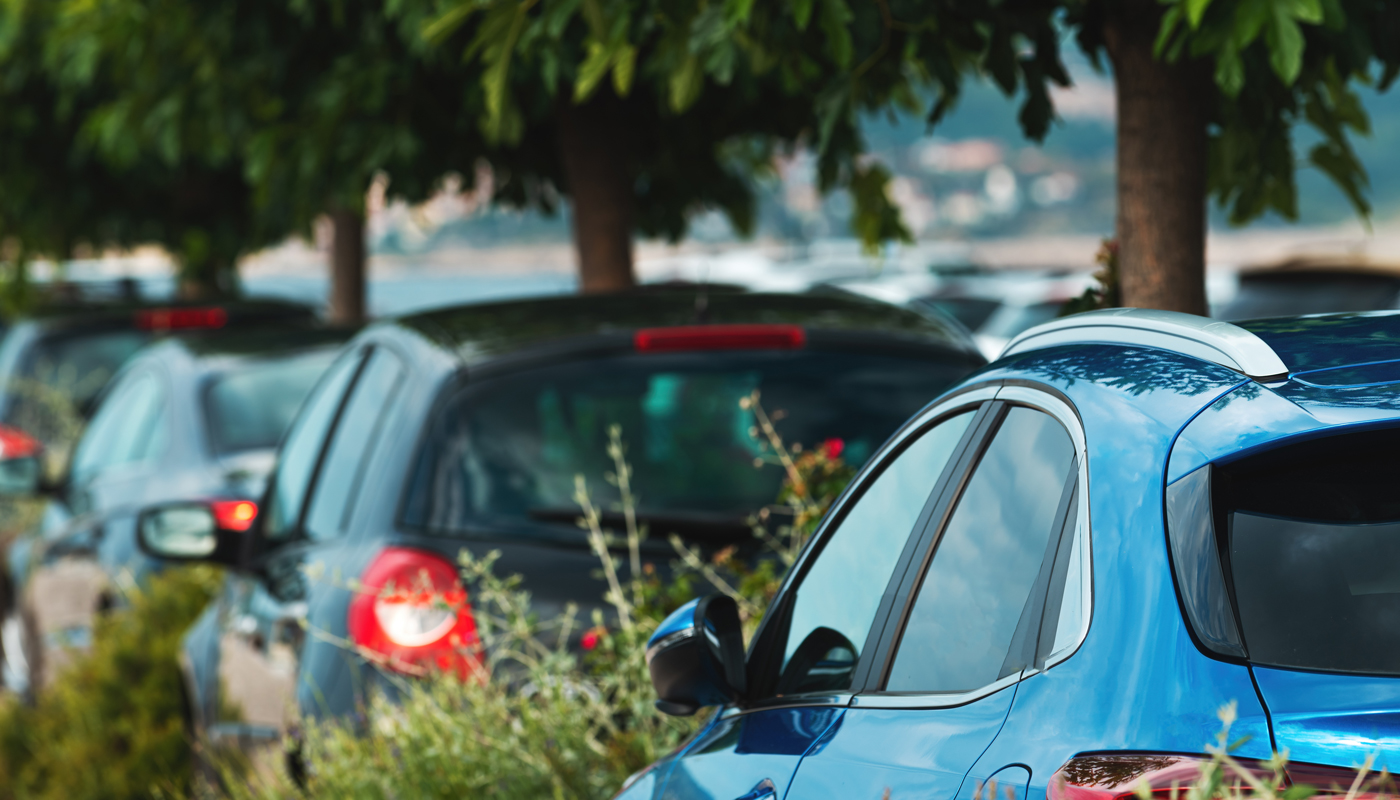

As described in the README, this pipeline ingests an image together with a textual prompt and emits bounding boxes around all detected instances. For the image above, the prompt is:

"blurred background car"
[0,323,350,695]
[1211,255,1400,320]
[0,298,316,489]
[819,267,1095,359]
[133,288,985,753]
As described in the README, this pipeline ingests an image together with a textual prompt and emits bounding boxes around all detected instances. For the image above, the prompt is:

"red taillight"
[0,425,41,459]
[347,548,479,678]
[135,307,229,331]
[633,324,806,352]
[1051,755,1393,800]
[210,500,258,532]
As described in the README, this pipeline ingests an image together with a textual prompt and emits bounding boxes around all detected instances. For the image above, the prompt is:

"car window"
[762,409,976,698]
[204,348,339,455]
[70,369,168,484]
[264,349,364,542]
[885,405,1077,693]
[1197,425,1400,675]
[304,349,405,542]
[400,351,968,535]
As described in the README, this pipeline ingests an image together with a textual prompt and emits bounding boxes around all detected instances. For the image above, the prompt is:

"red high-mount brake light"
[135,307,229,331]
[0,425,41,460]
[1051,755,1394,800]
[210,500,258,532]
[347,548,479,678]
[633,324,806,352]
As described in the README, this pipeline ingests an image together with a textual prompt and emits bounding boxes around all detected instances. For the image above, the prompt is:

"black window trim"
[849,384,1093,709]
[260,344,372,544]
[741,384,1002,710]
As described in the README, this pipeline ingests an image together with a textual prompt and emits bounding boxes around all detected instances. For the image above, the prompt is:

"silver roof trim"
[1000,308,1290,380]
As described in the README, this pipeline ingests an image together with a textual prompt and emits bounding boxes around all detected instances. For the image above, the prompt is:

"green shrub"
[0,565,221,800]
[227,397,855,799]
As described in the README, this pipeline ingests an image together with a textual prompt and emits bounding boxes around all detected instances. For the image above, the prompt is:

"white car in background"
[823,268,1095,360]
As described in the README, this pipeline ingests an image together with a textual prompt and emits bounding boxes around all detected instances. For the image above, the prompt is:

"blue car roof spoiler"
[1001,308,1290,382]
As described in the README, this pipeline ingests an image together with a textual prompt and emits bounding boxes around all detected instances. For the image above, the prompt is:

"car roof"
[1235,312,1400,373]
[395,289,979,365]
[9,298,316,335]
[975,309,1400,464]
[132,325,354,376]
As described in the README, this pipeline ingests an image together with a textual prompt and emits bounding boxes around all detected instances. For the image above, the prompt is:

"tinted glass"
[1218,427,1400,674]
[304,350,404,542]
[887,406,1076,692]
[769,410,974,696]
[70,370,167,484]
[0,329,149,448]
[401,351,967,534]
[204,349,339,455]
[264,350,362,540]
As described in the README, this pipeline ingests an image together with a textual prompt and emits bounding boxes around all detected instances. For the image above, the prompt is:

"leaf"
[724,0,757,26]
[817,0,852,68]
[1214,44,1245,96]
[612,44,636,96]
[791,0,814,30]
[1282,0,1323,25]
[1265,9,1305,85]
[668,54,702,112]
[1185,0,1213,29]
[1154,5,1184,58]
[574,39,613,102]
[422,3,476,45]
[1309,141,1371,220]
[848,161,912,253]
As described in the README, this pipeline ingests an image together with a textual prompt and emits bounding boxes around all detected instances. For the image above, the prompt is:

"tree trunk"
[1104,0,1210,316]
[556,93,636,293]
[328,208,366,324]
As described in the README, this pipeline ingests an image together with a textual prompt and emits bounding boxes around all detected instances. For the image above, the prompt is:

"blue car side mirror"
[646,594,747,716]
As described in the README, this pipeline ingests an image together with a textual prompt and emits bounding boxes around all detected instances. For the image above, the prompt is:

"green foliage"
[1136,0,1400,226]
[225,398,857,799]
[1060,237,1121,316]
[413,0,1069,251]
[0,566,222,800]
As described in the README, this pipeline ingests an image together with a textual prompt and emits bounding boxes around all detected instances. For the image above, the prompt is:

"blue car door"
[787,393,1087,800]
[656,394,994,800]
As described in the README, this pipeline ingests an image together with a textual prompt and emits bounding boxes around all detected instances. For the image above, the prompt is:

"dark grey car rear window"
[1169,426,1400,675]
[400,350,967,536]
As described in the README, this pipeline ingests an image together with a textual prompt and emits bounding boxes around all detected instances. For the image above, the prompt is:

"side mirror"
[137,499,259,568]
[646,594,746,716]
[0,425,42,496]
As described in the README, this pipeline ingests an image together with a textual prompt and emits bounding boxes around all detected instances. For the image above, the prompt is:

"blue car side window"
[886,405,1077,693]
[766,409,976,697]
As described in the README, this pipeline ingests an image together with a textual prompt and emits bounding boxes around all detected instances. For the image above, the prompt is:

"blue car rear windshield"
[1216,427,1400,675]
[204,349,338,455]
[400,350,966,537]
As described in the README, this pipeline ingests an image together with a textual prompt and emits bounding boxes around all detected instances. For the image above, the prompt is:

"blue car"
[633,308,1400,800]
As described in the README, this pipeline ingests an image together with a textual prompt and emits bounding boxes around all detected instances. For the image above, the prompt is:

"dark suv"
[136,290,984,748]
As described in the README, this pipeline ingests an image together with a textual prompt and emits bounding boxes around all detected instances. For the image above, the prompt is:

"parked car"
[1214,255,1400,320]
[820,268,1095,360]
[0,300,316,483]
[0,324,349,694]
[632,307,1400,800]
[131,289,984,753]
